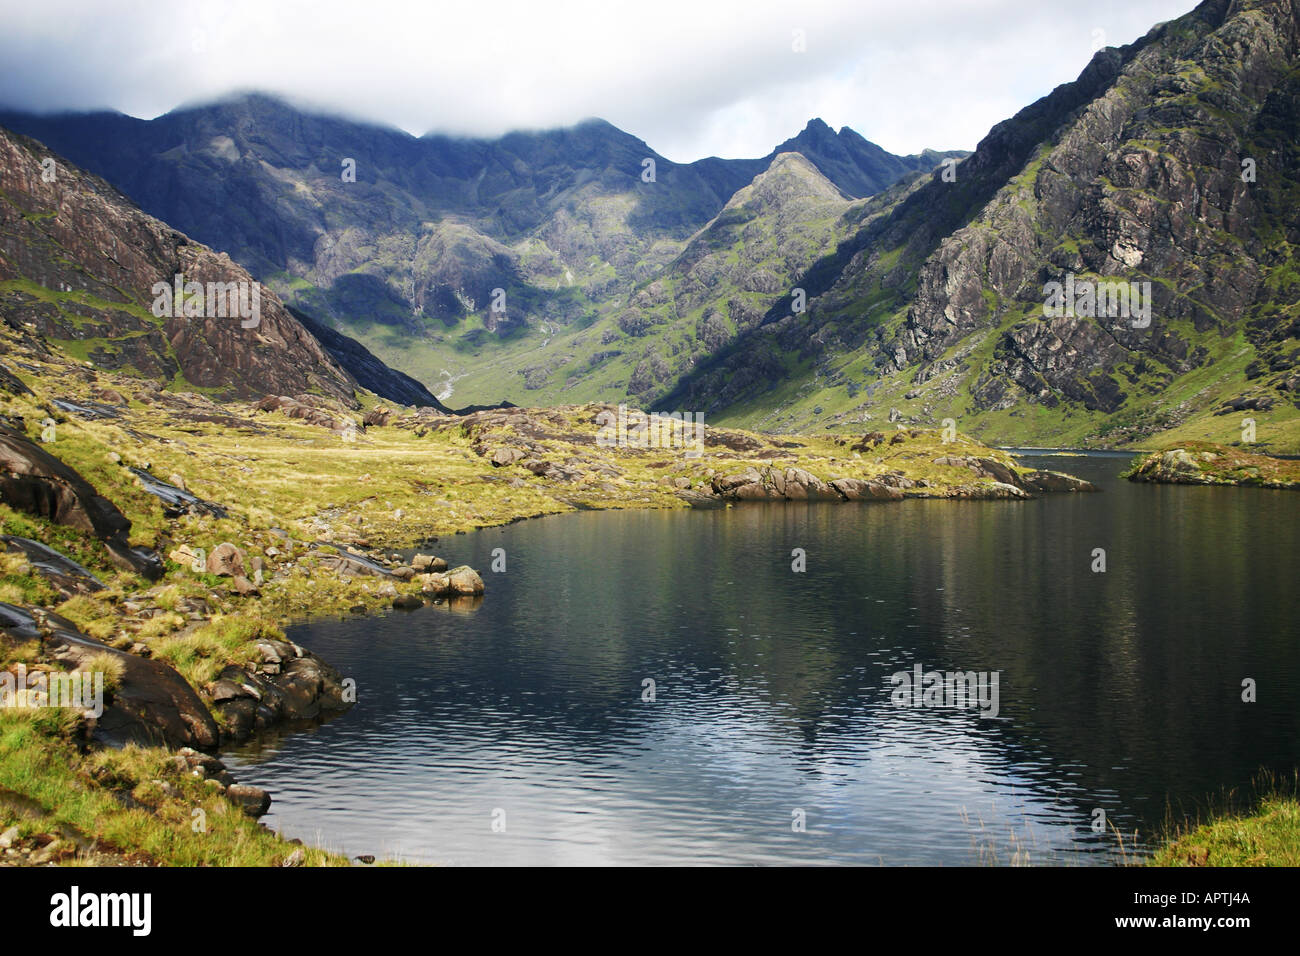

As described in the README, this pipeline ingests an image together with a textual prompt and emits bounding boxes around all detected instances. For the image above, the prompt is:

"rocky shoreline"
[1125,441,1300,489]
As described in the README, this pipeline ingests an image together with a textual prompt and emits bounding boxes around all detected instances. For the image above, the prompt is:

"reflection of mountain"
[250,464,1300,859]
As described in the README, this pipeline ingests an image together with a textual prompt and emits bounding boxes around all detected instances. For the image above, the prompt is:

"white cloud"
[0,0,1197,159]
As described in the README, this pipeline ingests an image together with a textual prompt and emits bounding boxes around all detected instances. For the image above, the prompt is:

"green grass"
[0,711,348,866]
[1150,774,1300,867]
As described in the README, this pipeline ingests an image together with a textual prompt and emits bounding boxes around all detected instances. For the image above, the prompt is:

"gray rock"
[830,478,904,501]
[0,535,104,597]
[225,784,272,817]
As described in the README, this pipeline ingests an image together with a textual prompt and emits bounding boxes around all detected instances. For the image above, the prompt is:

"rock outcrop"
[0,603,219,750]
[1126,442,1300,488]
[0,422,162,579]
[203,637,353,744]
[0,535,104,597]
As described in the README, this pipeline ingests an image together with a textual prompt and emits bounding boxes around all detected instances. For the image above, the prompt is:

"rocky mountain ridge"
[0,96,964,409]
[663,0,1300,451]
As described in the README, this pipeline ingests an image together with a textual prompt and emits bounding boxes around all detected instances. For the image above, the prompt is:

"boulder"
[489,447,527,467]
[206,678,257,703]
[231,575,260,596]
[448,566,485,596]
[420,571,452,596]
[206,543,246,577]
[775,467,839,500]
[1019,470,1098,493]
[733,481,775,500]
[169,544,204,569]
[969,458,1024,488]
[225,784,272,818]
[829,478,904,501]
[710,468,763,495]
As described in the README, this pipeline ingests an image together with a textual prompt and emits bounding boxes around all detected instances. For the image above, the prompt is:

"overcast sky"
[0,0,1196,161]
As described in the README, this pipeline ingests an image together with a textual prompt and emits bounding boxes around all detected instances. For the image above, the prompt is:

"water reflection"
[226,454,1300,865]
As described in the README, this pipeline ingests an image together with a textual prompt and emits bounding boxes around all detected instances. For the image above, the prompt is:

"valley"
[0,0,1297,880]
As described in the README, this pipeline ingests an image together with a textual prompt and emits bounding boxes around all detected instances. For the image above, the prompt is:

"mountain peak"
[723,150,848,211]
[791,117,840,146]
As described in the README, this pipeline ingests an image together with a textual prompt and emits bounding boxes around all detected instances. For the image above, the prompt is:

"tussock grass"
[53,595,119,640]
[151,616,272,688]
[78,652,124,694]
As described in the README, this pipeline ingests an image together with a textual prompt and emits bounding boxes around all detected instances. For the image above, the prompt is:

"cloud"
[0,0,1197,160]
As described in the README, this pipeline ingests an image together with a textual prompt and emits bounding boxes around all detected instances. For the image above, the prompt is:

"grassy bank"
[0,710,349,866]
[1149,776,1300,867]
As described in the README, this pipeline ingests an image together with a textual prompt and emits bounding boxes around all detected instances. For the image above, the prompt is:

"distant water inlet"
[225,453,1300,865]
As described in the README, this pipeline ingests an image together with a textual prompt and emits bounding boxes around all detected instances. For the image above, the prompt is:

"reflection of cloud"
[228,663,1098,864]
[0,0,1192,159]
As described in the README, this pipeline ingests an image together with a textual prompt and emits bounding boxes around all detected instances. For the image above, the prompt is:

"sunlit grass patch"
[0,711,348,866]
[1149,772,1300,867]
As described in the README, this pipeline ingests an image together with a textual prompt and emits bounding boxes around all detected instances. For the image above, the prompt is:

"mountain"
[0,121,447,412]
[13,0,1287,455]
[0,123,358,404]
[772,118,966,199]
[0,97,964,406]
[521,153,874,404]
[662,0,1300,451]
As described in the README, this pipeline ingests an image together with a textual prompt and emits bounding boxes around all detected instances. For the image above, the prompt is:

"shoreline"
[1,365,1275,867]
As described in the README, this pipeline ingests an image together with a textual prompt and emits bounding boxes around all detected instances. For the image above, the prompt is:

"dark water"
[226,453,1300,865]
